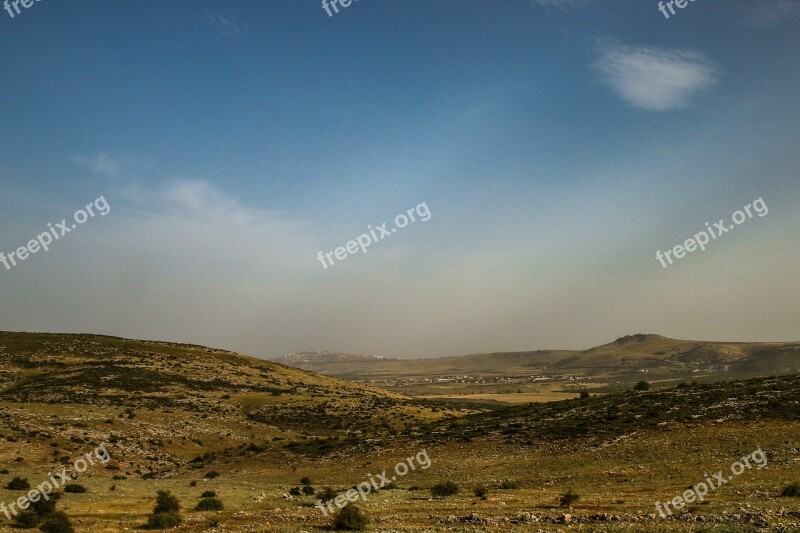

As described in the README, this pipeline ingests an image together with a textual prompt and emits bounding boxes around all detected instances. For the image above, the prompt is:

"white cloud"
[72,152,155,178]
[201,13,247,39]
[593,44,720,112]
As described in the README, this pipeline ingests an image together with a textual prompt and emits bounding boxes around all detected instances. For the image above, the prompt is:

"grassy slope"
[1,332,799,531]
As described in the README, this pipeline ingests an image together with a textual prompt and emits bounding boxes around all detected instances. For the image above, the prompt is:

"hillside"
[275,334,800,381]
[1,332,799,532]
[0,332,465,471]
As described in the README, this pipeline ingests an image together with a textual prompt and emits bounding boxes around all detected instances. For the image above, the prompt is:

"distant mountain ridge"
[276,334,800,380]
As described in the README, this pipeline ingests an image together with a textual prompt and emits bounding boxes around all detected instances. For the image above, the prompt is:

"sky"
[0,0,798,359]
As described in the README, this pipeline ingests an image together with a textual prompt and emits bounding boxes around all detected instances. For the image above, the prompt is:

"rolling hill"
[274,334,800,381]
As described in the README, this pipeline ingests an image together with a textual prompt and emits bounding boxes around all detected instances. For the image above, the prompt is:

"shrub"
[64,484,87,494]
[153,490,181,515]
[30,498,56,517]
[580,391,590,399]
[634,381,650,391]
[318,487,337,501]
[474,486,488,499]
[5,477,30,490]
[289,487,301,496]
[332,503,368,531]
[200,490,217,498]
[14,510,41,528]
[146,513,182,529]
[301,485,315,496]
[559,490,580,507]
[195,497,224,511]
[499,480,519,490]
[38,512,74,533]
[204,471,220,479]
[431,481,459,498]
[781,482,800,497]
[300,477,311,485]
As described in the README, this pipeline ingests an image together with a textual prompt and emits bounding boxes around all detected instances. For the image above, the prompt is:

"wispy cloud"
[592,44,720,112]
[201,13,248,39]
[71,152,155,178]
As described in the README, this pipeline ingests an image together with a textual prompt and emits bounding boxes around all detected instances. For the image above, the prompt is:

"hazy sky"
[1,0,798,359]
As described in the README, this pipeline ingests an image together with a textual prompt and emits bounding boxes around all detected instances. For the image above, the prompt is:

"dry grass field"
[1,333,799,531]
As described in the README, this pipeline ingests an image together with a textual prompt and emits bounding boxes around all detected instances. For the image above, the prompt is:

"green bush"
[63,484,87,494]
[499,480,519,489]
[5,477,30,490]
[781,482,800,497]
[14,510,41,528]
[30,498,56,517]
[289,487,301,496]
[559,490,580,507]
[332,503,368,531]
[318,487,337,501]
[431,481,459,498]
[146,513,182,529]
[474,486,488,499]
[634,381,651,391]
[38,511,75,533]
[153,490,181,515]
[204,471,220,479]
[200,490,217,498]
[300,477,311,485]
[195,497,224,511]
[302,485,315,495]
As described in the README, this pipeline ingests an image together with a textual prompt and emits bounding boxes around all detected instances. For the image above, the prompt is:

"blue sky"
[1,0,798,358]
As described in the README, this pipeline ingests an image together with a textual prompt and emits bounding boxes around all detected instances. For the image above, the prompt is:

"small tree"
[559,490,580,507]
[781,482,800,497]
[5,477,30,490]
[332,503,368,531]
[431,481,459,498]
[474,486,488,499]
[633,381,650,392]
[300,476,311,485]
[153,490,181,515]
[200,490,217,498]
[195,497,224,511]
[580,391,590,399]
[14,510,41,528]
[38,511,75,533]
[146,490,182,530]
[318,487,337,501]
